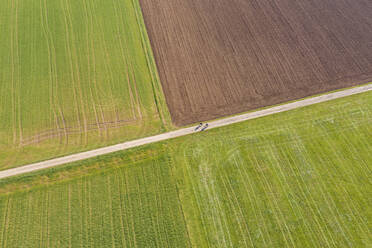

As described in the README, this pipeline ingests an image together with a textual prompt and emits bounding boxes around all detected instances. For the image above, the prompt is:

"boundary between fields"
[0,84,371,179]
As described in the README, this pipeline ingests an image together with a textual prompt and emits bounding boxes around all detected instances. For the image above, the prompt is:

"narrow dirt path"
[0,84,370,179]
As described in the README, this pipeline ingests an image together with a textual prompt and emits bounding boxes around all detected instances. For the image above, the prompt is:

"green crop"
[0,0,171,170]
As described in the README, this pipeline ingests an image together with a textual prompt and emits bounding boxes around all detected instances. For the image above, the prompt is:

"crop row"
[0,155,189,247]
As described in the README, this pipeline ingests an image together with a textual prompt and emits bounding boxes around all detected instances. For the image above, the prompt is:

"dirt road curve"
[0,84,371,179]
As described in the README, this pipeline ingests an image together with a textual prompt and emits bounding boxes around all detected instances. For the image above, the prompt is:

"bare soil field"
[139,0,372,125]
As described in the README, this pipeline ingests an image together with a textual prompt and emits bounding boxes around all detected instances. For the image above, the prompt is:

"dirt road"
[0,84,370,179]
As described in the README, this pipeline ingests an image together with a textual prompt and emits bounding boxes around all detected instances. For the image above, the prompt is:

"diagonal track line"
[0,84,371,179]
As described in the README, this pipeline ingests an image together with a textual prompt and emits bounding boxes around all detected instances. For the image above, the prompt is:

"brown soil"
[139,0,372,126]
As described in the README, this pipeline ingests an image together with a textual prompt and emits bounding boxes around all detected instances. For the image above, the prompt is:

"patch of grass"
[0,151,190,247]
[0,92,371,247]
[170,91,372,247]
[0,0,172,170]
[0,144,166,195]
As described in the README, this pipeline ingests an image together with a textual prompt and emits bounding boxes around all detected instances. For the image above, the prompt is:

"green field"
[0,92,371,247]
[0,0,171,170]
[171,91,372,247]
[0,151,190,247]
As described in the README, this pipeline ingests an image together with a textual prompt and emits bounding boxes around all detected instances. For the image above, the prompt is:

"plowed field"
[140,0,372,125]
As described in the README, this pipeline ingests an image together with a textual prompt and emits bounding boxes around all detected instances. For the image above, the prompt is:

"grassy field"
[0,148,190,247]
[0,92,371,247]
[0,0,171,170]
[171,91,372,247]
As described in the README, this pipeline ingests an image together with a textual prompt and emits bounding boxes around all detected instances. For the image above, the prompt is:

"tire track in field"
[81,0,103,139]
[91,0,119,131]
[233,118,372,155]
[122,11,142,123]
[14,0,23,145]
[145,165,164,246]
[60,0,82,143]
[310,137,354,245]
[126,67,137,121]
[43,0,63,144]
[182,151,213,246]
[76,180,85,248]
[244,153,282,244]
[251,151,296,247]
[230,153,270,246]
[10,0,17,146]
[334,132,372,230]
[279,143,335,246]
[135,168,146,245]
[237,153,273,246]
[218,172,251,247]
[268,146,320,247]
[167,154,193,248]
[39,0,63,144]
[211,146,253,246]
[87,179,94,247]
[123,172,138,248]
[39,191,46,247]
[196,159,233,247]
[68,184,72,248]
[85,0,109,139]
[46,191,51,247]
[24,194,33,246]
[120,13,143,123]
[339,187,369,237]
[152,163,165,246]
[298,138,346,244]
[63,0,89,145]
[19,117,141,147]
[80,178,87,246]
[58,108,69,144]
[0,198,11,248]
[106,176,116,248]
[130,0,166,128]
[120,172,134,247]
[130,65,143,121]
[114,174,128,247]
[276,147,320,246]
[332,130,370,199]
[303,135,357,242]
[112,0,138,122]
